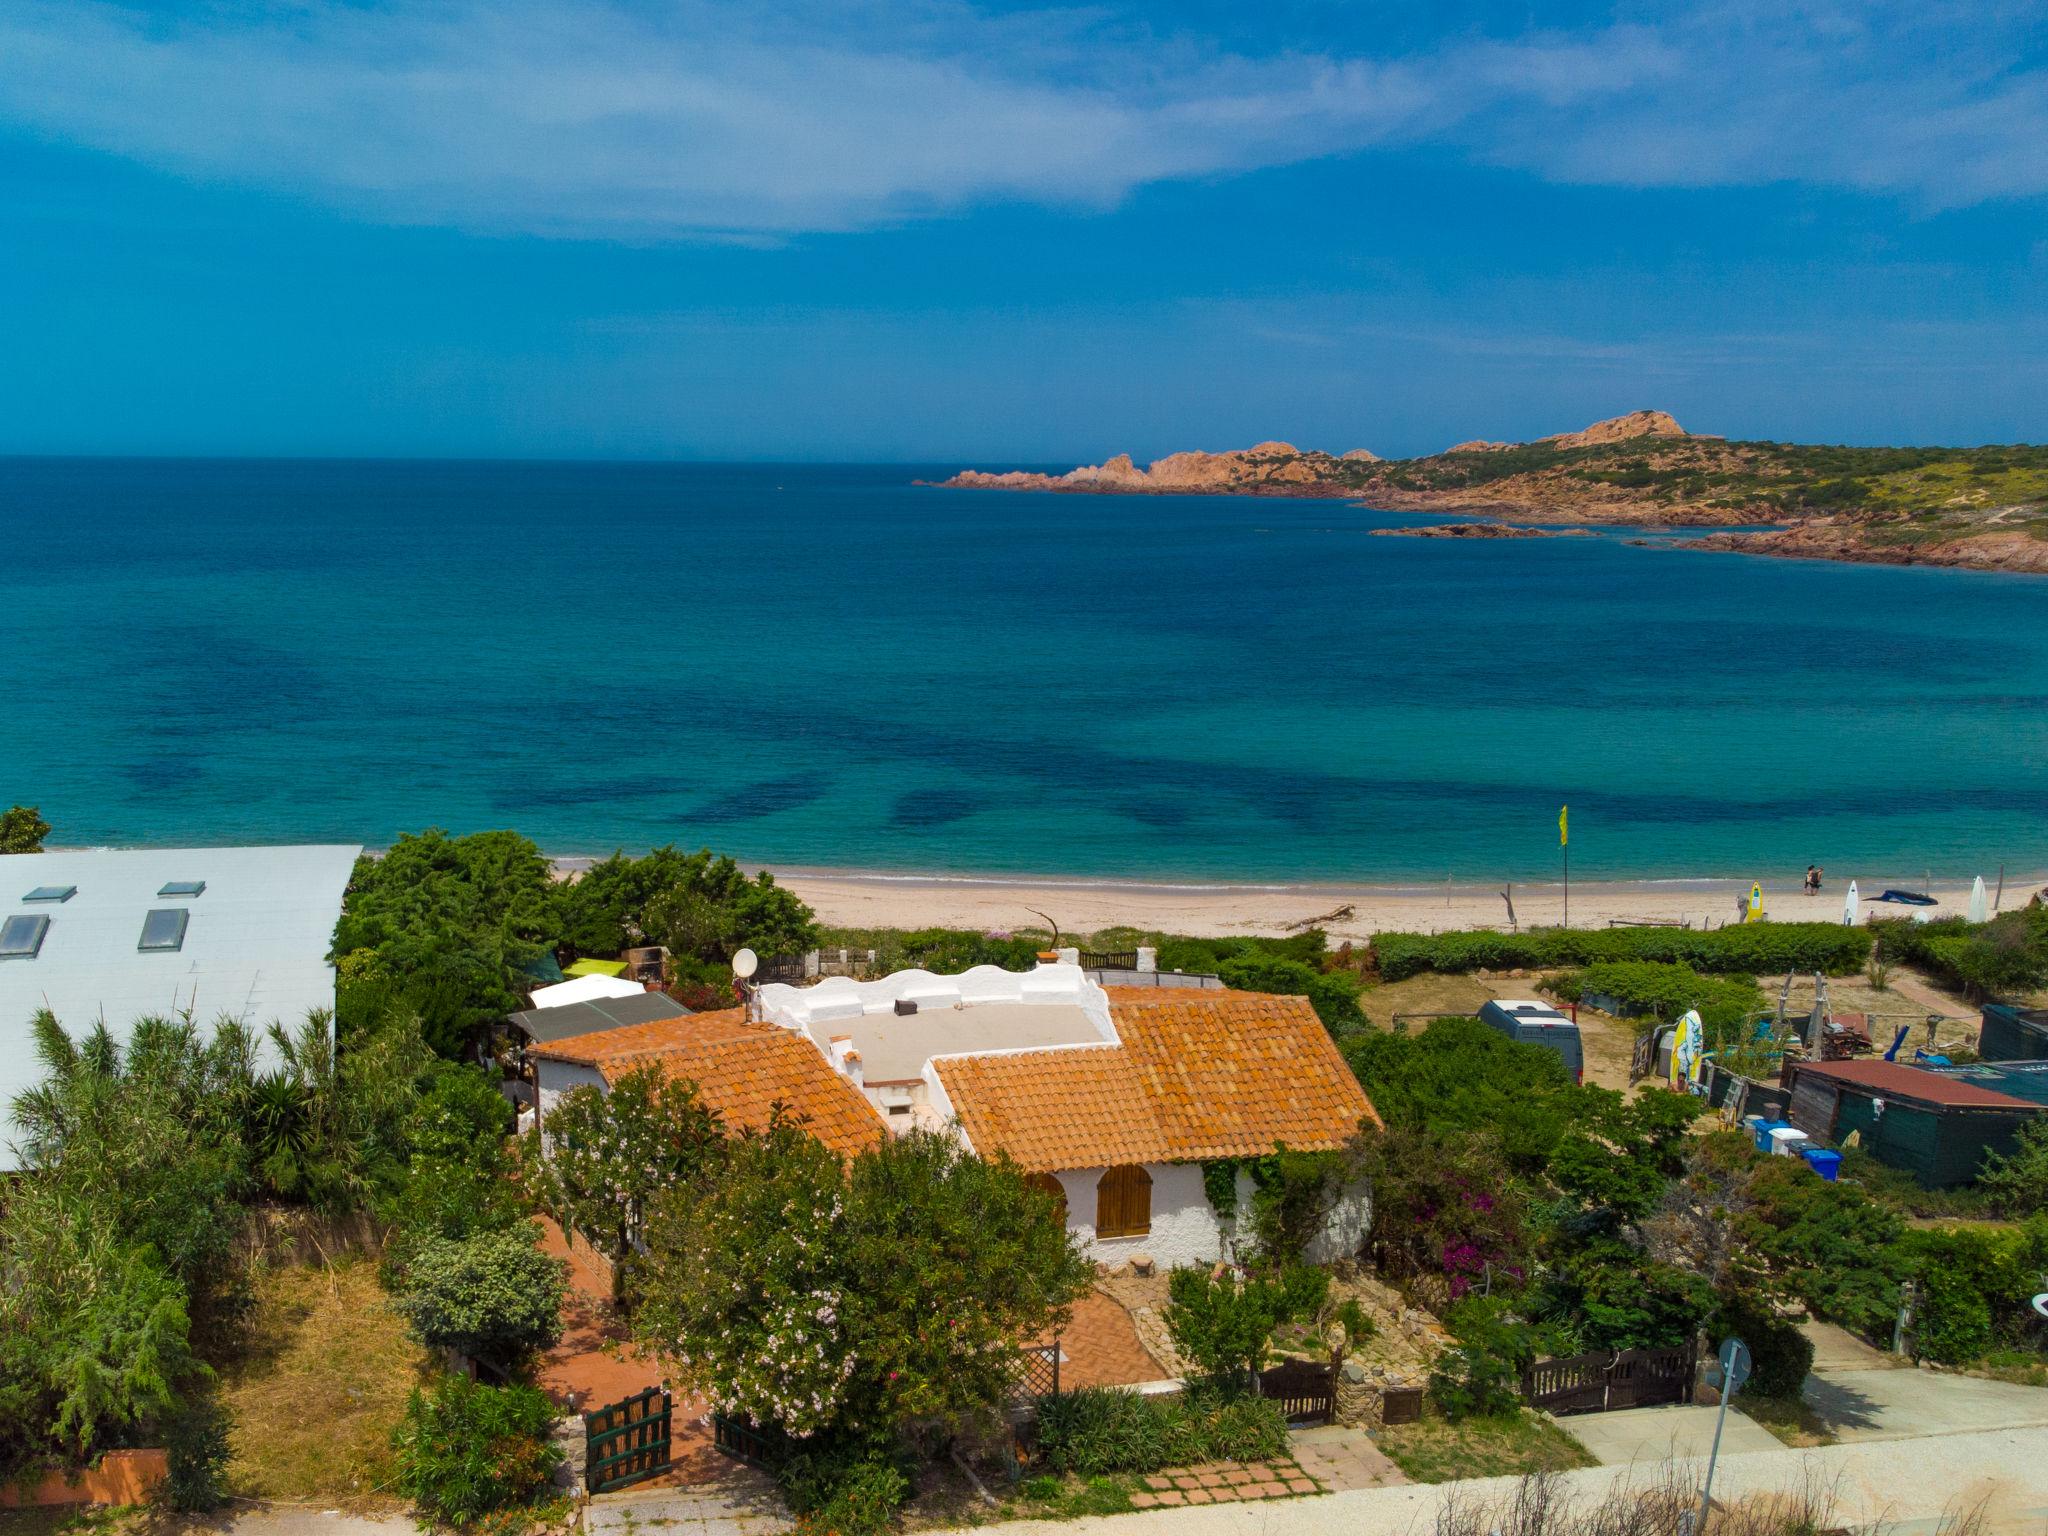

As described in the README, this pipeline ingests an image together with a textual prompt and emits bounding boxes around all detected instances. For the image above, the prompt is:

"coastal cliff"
[938,412,2048,574]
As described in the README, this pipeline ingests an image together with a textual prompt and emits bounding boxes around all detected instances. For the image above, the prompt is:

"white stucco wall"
[1049,1162,1372,1269]
[533,1057,607,1150]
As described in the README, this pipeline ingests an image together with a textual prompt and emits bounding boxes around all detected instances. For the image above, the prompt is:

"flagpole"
[1563,838,1569,930]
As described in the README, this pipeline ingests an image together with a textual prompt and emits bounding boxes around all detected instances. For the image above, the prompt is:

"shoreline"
[753,864,2046,943]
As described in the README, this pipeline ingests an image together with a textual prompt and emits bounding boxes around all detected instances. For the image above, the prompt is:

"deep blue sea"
[3,457,2045,883]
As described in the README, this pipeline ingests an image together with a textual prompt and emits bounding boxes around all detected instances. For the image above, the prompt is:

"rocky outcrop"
[1445,439,1512,454]
[1539,409,1690,448]
[1340,448,1383,463]
[940,441,1358,496]
[1683,520,2048,574]
[1369,521,1593,540]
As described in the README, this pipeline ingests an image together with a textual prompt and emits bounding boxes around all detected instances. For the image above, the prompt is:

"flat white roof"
[805,1001,1102,1084]
[0,844,360,1171]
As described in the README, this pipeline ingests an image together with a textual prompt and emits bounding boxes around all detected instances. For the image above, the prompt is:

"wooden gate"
[1257,1359,1335,1424]
[1523,1352,1609,1416]
[711,1413,782,1472]
[1606,1347,1694,1409]
[1523,1347,1694,1416]
[585,1387,672,1493]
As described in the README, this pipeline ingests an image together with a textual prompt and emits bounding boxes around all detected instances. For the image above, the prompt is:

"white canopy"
[529,973,647,1010]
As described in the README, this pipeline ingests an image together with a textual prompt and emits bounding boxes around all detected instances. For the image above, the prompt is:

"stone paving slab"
[1559,1403,1781,1467]
[1288,1425,1406,1491]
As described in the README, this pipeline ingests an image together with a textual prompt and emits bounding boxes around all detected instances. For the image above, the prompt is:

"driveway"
[1805,1367,2048,1442]
[1559,1403,1781,1467]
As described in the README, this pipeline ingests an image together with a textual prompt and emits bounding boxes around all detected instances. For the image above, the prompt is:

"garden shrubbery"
[391,1375,563,1527]
[1034,1386,1288,1475]
[1371,923,1870,982]
[1874,907,2048,999]
[1550,962,1763,1038]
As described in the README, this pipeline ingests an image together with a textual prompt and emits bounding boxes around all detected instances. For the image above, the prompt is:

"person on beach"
[1804,865,1818,894]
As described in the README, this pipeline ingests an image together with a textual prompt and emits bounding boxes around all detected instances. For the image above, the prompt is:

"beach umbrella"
[1843,880,1859,927]
[1969,876,1989,924]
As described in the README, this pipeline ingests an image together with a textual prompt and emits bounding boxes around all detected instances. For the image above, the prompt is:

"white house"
[0,843,361,1171]
[532,960,1378,1267]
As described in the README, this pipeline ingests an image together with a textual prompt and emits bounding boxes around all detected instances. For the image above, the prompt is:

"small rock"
[1130,1253,1156,1277]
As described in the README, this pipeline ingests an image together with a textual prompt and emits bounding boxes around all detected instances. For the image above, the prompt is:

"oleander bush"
[1371,923,1870,982]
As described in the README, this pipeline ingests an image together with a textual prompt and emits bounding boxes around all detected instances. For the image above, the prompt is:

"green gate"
[585,1387,672,1494]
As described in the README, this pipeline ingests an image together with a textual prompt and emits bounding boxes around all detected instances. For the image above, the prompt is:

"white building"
[0,843,361,1171]
[535,960,1377,1267]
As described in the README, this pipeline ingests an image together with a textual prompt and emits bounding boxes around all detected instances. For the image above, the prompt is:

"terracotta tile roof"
[533,1008,888,1158]
[1795,1058,2040,1111]
[933,989,1378,1173]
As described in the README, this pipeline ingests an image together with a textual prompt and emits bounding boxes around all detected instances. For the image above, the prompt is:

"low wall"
[0,1449,168,1508]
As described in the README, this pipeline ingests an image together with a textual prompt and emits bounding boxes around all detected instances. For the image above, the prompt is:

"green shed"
[1784,1058,2045,1189]
[1978,1004,2048,1063]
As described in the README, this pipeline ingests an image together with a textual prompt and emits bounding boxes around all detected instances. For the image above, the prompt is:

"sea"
[3,457,2045,885]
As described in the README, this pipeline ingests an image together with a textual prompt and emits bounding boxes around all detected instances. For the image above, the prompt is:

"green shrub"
[1717,1298,1814,1400]
[1915,1265,1994,1366]
[392,1375,563,1526]
[392,1230,568,1368]
[1371,924,1870,982]
[163,1398,233,1513]
[1874,909,2048,999]
[779,1445,912,1536]
[1034,1386,1286,1475]
[1165,1266,1328,1386]
[1429,1296,1538,1421]
[1902,1221,2048,1365]
[1550,962,1763,1040]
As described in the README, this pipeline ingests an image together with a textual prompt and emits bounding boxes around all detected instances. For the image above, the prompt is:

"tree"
[0,803,50,853]
[552,845,818,981]
[330,830,558,1056]
[635,1123,1091,1448]
[1163,1266,1328,1387]
[1548,1087,1701,1223]
[542,1064,726,1304]
[393,1231,567,1368]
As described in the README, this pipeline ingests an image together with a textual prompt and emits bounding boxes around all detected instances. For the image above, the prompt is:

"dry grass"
[215,1257,431,1507]
[1374,1410,1594,1484]
[1356,973,1636,1091]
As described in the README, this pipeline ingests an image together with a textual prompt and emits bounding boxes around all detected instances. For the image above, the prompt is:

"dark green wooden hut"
[1979,1004,2048,1063]
[1785,1059,2046,1188]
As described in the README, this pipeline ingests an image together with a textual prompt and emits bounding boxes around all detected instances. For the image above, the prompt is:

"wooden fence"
[1523,1346,1694,1416]
[1257,1359,1336,1424]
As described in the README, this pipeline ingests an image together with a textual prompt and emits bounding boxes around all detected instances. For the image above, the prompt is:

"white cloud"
[0,0,2039,240]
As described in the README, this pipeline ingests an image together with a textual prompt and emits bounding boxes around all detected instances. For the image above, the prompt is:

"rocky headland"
[936,411,2048,574]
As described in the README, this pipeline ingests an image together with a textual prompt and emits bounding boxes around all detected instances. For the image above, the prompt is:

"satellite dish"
[732,948,759,980]
[2031,1294,2048,1321]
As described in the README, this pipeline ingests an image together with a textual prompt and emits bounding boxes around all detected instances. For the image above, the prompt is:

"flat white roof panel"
[0,844,361,1170]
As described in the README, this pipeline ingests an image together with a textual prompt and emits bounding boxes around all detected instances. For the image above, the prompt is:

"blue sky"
[1,0,2044,461]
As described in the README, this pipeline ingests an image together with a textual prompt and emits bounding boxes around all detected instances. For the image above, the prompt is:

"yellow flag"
[1559,805,1568,847]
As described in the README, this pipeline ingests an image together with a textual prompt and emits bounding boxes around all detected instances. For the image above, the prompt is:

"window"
[1094,1164,1152,1238]
[0,913,50,959]
[25,885,76,903]
[158,880,207,898]
[138,907,190,952]
[1025,1172,1068,1226]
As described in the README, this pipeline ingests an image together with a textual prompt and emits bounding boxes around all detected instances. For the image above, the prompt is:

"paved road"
[962,1426,2048,1536]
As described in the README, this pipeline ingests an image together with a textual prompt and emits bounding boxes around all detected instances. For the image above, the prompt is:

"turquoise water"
[3,457,2045,882]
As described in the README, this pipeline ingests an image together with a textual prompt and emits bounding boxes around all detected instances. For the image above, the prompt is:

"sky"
[1,0,2044,462]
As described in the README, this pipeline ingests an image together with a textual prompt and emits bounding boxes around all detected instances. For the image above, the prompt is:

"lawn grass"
[214,1256,431,1506]
[1005,1473,1138,1520]
[1372,1409,1593,1483]
[0,1510,131,1536]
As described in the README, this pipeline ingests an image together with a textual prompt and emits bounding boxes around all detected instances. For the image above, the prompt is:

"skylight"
[0,913,51,959]
[138,908,190,952]
[158,880,207,898]
[24,885,77,903]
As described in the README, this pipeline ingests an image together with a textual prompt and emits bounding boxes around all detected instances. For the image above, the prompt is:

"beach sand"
[768,867,2044,944]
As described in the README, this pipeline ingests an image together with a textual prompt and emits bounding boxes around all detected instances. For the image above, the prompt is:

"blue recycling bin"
[1754,1118,1790,1153]
[1801,1148,1842,1181]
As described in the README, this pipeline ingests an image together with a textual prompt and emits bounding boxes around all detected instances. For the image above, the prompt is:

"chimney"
[1057,946,1080,967]
[845,1048,863,1090]
[1136,946,1157,974]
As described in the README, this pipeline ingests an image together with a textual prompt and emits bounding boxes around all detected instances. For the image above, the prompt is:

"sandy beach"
[768,866,2046,944]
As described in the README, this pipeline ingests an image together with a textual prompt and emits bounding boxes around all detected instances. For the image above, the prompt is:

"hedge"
[1549,962,1764,1039]
[1371,923,1871,982]
[1034,1386,1288,1475]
